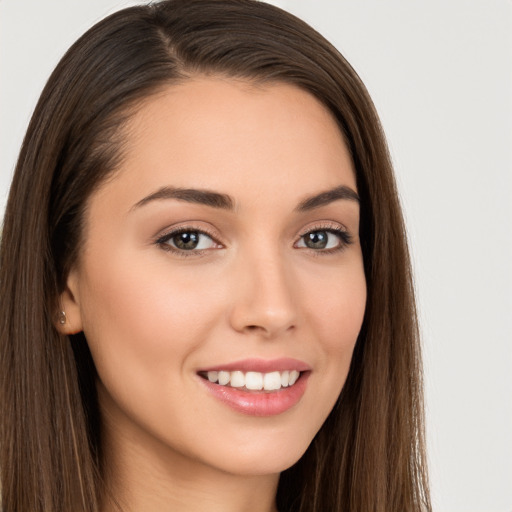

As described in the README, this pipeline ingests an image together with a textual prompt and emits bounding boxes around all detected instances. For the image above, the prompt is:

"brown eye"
[303,231,329,249]
[158,229,218,252]
[296,228,352,251]
[173,231,201,250]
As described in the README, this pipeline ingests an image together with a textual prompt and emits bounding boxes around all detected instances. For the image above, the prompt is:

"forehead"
[94,77,356,210]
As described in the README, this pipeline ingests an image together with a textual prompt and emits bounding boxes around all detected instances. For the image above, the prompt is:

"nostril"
[229,292,298,337]
[244,325,267,335]
[242,323,295,337]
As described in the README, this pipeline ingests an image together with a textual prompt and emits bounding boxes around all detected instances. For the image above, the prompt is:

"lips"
[197,358,311,416]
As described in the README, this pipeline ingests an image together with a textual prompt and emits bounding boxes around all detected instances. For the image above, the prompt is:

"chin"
[207,430,314,477]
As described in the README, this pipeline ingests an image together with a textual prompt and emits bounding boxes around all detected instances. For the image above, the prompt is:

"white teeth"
[230,370,245,388]
[218,371,230,386]
[245,371,263,390]
[205,369,302,390]
[289,370,300,386]
[263,371,282,391]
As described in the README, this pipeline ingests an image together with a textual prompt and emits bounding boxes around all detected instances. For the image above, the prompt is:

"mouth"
[197,359,311,416]
[198,369,302,392]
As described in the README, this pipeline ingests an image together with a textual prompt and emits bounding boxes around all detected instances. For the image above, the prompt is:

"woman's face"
[61,78,366,478]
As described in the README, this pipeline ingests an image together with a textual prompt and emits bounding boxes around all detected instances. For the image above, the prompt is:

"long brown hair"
[0,1,430,510]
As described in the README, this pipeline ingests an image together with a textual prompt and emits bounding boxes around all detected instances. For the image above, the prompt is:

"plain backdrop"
[1,1,511,511]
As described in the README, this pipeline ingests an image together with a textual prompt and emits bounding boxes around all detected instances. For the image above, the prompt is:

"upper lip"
[198,357,311,373]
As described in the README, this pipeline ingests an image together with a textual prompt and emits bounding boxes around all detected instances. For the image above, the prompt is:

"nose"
[228,249,298,339]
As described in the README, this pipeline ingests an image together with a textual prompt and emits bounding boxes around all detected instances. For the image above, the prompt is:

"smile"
[203,370,301,391]
[197,359,311,416]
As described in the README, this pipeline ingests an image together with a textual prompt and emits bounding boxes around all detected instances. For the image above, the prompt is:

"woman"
[0,1,430,511]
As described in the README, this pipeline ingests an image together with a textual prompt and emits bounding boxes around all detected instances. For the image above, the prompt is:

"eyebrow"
[131,184,359,212]
[131,186,235,211]
[295,185,360,211]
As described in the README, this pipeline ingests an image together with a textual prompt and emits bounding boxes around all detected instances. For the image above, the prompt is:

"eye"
[295,228,351,251]
[156,228,219,253]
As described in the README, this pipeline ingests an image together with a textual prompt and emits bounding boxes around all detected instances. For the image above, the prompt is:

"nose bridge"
[229,242,298,337]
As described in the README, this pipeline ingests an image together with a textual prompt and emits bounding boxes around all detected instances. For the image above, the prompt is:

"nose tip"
[229,261,298,339]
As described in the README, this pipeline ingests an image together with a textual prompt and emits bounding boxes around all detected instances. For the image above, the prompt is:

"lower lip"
[199,372,310,417]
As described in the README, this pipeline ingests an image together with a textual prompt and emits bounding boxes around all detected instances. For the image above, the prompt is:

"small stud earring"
[58,311,67,325]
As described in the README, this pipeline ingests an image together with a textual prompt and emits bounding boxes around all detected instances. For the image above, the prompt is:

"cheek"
[302,256,366,392]
[275,258,366,450]
[77,250,225,382]
[305,258,366,349]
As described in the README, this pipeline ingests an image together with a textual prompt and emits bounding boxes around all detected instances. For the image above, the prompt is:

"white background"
[1,1,511,511]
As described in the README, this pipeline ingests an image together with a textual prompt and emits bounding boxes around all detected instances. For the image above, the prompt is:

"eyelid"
[297,221,349,238]
[295,221,353,252]
[154,223,224,256]
[152,220,353,257]
[155,224,218,241]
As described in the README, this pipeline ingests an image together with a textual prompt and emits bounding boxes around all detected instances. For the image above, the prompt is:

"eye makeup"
[296,222,353,254]
[154,220,353,258]
[155,225,223,257]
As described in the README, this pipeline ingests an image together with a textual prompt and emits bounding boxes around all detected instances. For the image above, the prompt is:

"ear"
[56,268,84,335]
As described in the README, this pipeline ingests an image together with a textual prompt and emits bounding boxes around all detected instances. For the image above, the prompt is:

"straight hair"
[0,1,431,510]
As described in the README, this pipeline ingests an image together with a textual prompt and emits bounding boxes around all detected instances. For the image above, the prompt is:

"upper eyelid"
[153,220,351,245]
[155,227,222,257]
[155,224,221,244]
[297,221,349,236]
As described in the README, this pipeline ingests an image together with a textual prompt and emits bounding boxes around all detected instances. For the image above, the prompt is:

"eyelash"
[155,226,220,258]
[296,224,353,254]
[155,223,353,257]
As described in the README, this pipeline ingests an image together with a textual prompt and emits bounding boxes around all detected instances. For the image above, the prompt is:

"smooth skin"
[59,78,367,512]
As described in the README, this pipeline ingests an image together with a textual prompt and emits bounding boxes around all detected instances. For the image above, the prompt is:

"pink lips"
[197,358,311,417]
